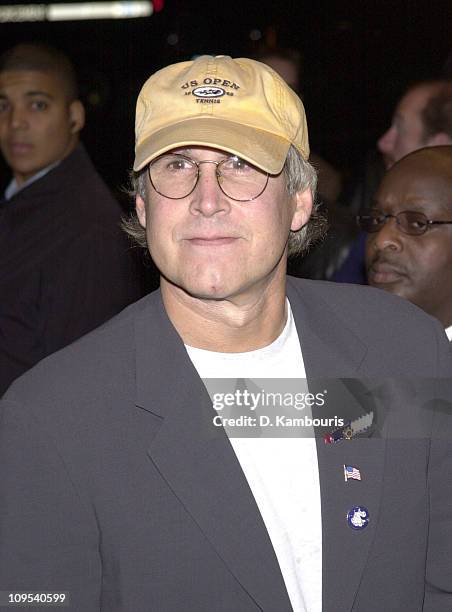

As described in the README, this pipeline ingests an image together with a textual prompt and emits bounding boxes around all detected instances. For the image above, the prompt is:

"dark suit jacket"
[0,145,141,395]
[1,278,451,611]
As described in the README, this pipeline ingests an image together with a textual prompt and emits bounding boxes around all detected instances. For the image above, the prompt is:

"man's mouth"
[185,235,240,247]
[8,142,33,155]
[367,260,406,284]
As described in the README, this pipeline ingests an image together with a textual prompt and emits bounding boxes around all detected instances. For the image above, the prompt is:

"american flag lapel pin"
[344,464,362,482]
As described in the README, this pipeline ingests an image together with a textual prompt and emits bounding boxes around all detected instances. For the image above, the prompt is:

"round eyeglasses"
[356,210,452,236]
[148,153,270,202]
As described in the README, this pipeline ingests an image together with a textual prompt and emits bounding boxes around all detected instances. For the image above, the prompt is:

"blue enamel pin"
[347,506,370,530]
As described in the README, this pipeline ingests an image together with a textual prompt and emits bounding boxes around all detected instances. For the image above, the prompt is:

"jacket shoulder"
[287,277,451,376]
[288,276,439,326]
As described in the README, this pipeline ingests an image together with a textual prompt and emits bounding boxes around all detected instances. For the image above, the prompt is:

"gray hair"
[123,144,327,257]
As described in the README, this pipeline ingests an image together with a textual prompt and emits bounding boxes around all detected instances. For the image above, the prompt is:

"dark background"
[1,0,451,197]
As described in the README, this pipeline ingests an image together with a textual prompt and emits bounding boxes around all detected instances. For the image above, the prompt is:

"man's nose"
[9,106,28,130]
[377,126,395,156]
[370,217,403,253]
[189,164,231,217]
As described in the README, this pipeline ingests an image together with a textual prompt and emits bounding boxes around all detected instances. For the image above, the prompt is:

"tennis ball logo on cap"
[192,86,225,98]
[181,76,240,104]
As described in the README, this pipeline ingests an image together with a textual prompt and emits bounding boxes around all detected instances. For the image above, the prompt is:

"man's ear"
[136,194,147,229]
[68,100,85,134]
[291,187,313,232]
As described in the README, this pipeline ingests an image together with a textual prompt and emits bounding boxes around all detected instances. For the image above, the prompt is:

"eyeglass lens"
[148,154,269,201]
[357,211,429,235]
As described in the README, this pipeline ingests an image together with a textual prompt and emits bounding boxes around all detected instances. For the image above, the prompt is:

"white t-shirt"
[445,325,452,342]
[186,300,322,612]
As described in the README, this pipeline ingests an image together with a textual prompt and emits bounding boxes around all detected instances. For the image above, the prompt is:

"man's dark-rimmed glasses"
[357,210,452,236]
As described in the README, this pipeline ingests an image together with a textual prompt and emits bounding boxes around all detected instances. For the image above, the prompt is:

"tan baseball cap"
[134,55,310,174]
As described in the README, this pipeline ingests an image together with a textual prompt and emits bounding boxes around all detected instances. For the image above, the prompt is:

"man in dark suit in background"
[1,55,451,611]
[0,43,141,395]
[363,146,452,342]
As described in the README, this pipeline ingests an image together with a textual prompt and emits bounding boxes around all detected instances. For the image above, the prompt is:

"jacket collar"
[286,277,368,378]
[135,278,369,414]
[2,144,88,206]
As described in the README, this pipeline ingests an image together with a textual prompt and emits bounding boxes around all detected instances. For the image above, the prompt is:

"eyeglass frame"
[147,153,270,202]
[356,209,452,236]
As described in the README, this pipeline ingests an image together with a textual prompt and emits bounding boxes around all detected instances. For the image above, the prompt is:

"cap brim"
[133,117,291,174]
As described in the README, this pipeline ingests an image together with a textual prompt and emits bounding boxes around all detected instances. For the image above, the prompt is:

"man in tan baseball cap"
[133,55,310,174]
[2,56,452,612]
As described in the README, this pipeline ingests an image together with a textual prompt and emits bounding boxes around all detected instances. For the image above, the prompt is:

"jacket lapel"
[316,434,386,612]
[286,279,368,379]
[287,279,386,611]
[134,292,293,610]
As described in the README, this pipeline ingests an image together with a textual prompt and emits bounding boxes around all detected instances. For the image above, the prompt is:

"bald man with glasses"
[362,146,452,340]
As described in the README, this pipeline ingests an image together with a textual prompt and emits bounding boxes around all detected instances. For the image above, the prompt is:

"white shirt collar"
[4,160,61,201]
